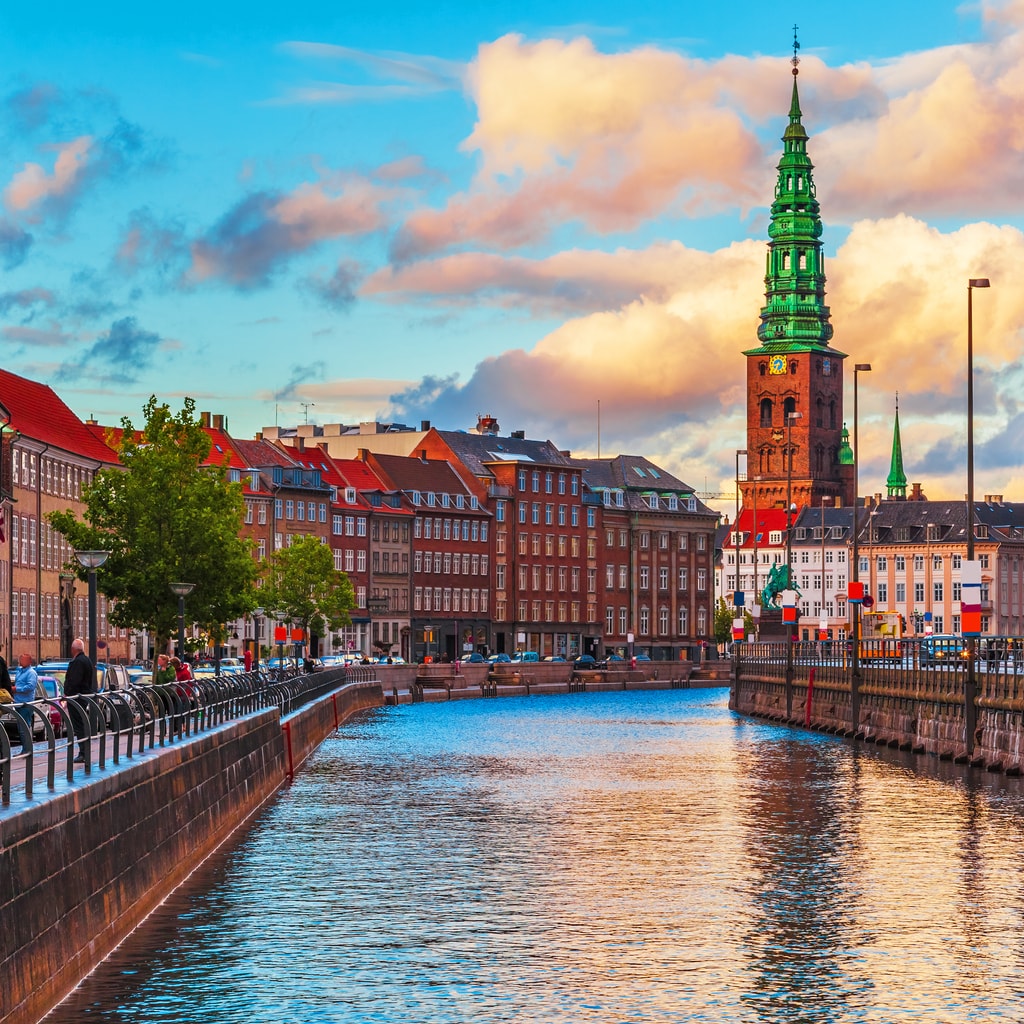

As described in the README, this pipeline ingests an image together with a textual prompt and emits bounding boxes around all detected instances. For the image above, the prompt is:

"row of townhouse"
[716,495,1024,641]
[0,367,720,664]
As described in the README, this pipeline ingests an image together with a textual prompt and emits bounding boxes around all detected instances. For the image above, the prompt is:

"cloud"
[3,117,169,227]
[381,214,1024,503]
[271,42,464,104]
[0,219,32,268]
[301,260,362,310]
[54,316,163,384]
[4,83,62,132]
[271,361,329,402]
[2,323,73,348]
[185,175,398,288]
[364,242,716,314]
[391,35,768,259]
[0,286,56,319]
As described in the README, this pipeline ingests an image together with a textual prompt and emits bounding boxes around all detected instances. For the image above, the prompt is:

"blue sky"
[1,0,1022,506]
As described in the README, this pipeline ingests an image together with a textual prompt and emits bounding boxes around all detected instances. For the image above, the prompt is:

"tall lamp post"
[850,362,872,735]
[784,411,802,716]
[965,277,990,755]
[253,606,264,672]
[735,449,748,613]
[168,582,195,661]
[75,550,110,667]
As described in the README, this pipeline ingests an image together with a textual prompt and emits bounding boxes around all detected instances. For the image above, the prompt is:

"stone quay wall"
[0,676,384,1024]
[731,659,1024,773]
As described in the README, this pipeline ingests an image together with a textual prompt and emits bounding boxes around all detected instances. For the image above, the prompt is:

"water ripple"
[47,689,1024,1023]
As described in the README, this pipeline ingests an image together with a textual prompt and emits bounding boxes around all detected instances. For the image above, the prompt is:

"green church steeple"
[749,40,833,354]
[886,394,908,499]
[838,424,853,466]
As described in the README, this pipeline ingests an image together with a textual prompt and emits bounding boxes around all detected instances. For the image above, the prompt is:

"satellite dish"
[863,595,875,609]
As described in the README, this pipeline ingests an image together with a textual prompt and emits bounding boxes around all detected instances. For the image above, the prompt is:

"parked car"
[599,654,625,669]
[573,655,597,670]
[1,674,65,741]
[319,655,348,668]
[635,653,651,662]
[488,653,512,664]
[512,652,540,663]
[37,659,127,692]
[543,656,566,662]
[463,652,486,664]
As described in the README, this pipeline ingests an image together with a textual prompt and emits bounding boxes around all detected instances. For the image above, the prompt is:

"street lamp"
[168,582,195,662]
[784,411,802,715]
[253,606,264,672]
[75,550,111,667]
[735,449,747,612]
[965,277,990,754]
[850,362,872,735]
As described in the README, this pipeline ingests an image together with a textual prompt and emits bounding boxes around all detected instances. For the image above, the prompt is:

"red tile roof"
[0,369,118,464]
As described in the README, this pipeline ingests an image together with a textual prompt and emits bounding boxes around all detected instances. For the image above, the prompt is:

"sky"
[1,0,1023,512]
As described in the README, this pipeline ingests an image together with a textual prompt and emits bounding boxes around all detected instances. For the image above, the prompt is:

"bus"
[858,611,904,660]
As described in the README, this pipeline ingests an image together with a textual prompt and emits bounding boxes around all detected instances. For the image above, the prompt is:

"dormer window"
[668,495,678,510]
[769,530,783,545]
[616,491,625,508]
[426,492,436,506]
[410,490,421,505]
[441,493,450,508]
[345,487,357,504]
[455,494,465,508]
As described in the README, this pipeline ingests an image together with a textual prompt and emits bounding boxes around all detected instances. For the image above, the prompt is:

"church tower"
[740,41,850,512]
[886,395,908,499]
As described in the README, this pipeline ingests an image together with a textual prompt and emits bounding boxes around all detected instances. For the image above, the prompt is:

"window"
[934,582,944,602]
[896,583,906,603]
[678,567,688,590]
[606,607,615,634]
[640,567,650,589]
[697,569,707,591]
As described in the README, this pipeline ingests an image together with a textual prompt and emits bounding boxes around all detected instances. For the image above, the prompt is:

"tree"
[260,534,355,646]
[49,396,258,651]
[713,597,754,645]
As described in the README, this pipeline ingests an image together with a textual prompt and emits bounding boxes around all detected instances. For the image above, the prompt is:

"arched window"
[759,361,766,376]
[782,252,791,271]
[760,398,773,427]
[799,252,807,270]
[829,399,837,429]
[789,360,798,374]
[783,396,796,418]
[816,397,824,428]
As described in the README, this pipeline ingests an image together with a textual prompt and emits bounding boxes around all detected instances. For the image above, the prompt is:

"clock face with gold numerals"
[769,355,787,375]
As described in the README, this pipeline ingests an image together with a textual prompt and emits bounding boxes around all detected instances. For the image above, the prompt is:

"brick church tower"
[739,49,853,513]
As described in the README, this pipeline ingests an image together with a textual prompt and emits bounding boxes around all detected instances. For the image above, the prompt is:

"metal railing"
[735,636,1024,701]
[0,665,376,806]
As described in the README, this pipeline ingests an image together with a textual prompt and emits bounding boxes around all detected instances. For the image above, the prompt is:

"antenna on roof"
[597,399,601,459]
[300,402,315,425]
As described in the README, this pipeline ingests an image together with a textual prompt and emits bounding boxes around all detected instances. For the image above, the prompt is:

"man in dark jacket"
[63,637,95,763]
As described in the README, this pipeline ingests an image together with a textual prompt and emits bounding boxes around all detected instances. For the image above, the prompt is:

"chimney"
[476,414,499,435]
[511,430,525,439]
[357,448,369,462]
[420,420,431,431]
[200,411,212,428]
[419,449,429,463]
[212,414,225,430]
[255,431,263,441]
[296,436,305,452]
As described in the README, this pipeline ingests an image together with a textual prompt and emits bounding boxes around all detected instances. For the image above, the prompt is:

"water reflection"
[44,690,1024,1023]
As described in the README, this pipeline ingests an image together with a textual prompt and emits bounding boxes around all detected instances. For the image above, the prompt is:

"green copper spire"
[886,394,907,499]
[750,44,834,353]
[838,424,854,466]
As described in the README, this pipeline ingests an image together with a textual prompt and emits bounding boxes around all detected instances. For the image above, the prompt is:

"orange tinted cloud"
[4,135,93,220]
[374,215,1024,503]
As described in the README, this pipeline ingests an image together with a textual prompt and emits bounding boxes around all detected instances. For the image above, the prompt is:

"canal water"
[48,688,1024,1022]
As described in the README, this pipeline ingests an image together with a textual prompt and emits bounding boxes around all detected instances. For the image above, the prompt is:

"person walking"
[64,638,96,763]
[13,652,38,753]
[152,653,176,687]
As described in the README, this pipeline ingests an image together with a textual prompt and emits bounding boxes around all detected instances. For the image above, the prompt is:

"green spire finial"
[838,424,854,466]
[886,393,908,499]
[749,34,832,354]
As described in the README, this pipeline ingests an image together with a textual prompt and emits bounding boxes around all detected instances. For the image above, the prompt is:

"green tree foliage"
[49,396,258,649]
[713,597,754,645]
[260,534,355,642]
